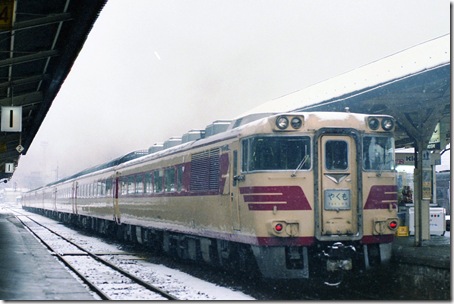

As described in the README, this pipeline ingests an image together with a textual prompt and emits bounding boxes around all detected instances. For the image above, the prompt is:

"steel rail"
[14,212,179,301]
[14,215,111,300]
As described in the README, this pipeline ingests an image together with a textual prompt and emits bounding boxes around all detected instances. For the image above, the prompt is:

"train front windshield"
[242,136,311,172]
[363,135,395,171]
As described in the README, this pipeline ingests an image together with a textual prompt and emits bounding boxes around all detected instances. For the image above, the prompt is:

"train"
[22,111,399,285]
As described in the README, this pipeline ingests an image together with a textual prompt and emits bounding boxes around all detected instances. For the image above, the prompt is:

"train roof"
[31,110,393,191]
[42,150,149,188]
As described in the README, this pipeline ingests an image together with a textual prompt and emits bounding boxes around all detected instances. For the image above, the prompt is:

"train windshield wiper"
[291,155,309,177]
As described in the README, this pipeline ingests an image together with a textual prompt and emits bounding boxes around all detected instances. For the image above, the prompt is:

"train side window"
[165,167,176,192]
[136,174,144,194]
[154,170,163,193]
[106,179,113,197]
[325,140,348,170]
[121,178,128,195]
[177,165,184,192]
[98,180,106,197]
[144,172,153,194]
[127,176,135,194]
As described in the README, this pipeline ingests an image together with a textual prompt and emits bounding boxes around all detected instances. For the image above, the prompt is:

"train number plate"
[324,189,351,210]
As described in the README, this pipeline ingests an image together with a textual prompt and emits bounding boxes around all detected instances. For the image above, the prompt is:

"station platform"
[392,234,451,269]
[0,212,96,300]
[390,233,451,300]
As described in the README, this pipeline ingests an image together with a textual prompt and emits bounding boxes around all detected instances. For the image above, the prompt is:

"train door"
[113,172,121,224]
[71,181,78,214]
[231,148,241,230]
[317,133,361,240]
[53,187,57,211]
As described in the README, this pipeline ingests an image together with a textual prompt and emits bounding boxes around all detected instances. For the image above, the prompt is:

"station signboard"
[0,0,14,30]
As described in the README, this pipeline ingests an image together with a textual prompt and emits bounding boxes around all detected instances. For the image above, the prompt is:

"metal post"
[414,140,431,247]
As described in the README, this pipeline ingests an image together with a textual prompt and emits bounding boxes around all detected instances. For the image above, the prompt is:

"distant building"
[0,188,29,204]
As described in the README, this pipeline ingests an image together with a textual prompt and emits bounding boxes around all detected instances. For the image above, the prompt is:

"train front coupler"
[324,242,356,272]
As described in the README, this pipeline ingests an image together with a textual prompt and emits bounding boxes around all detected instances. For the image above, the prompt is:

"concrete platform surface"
[0,213,96,300]
[392,234,451,269]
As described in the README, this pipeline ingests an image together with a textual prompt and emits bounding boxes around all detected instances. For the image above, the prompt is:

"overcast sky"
[9,0,450,188]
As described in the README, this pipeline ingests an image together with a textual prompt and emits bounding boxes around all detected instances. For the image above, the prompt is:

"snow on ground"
[1,203,255,300]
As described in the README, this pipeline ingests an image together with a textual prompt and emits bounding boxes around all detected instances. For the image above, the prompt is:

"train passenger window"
[242,136,311,171]
[98,181,105,197]
[154,170,163,193]
[363,135,395,171]
[136,174,144,194]
[127,176,135,194]
[325,140,348,170]
[144,172,153,193]
[121,179,128,195]
[165,167,176,192]
[106,179,113,197]
[177,165,184,192]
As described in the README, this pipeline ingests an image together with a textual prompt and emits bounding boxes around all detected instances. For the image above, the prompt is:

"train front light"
[269,220,299,236]
[373,217,399,234]
[368,117,380,130]
[276,116,289,130]
[388,219,398,230]
[274,223,284,232]
[290,117,303,129]
[381,118,394,131]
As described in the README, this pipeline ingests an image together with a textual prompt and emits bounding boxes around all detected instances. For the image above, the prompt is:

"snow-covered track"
[13,212,179,301]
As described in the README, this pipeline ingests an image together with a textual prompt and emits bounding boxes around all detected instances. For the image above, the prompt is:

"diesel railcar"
[22,111,399,284]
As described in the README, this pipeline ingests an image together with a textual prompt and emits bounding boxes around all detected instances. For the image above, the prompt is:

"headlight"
[290,117,303,129]
[276,116,289,130]
[368,117,380,130]
[381,118,394,131]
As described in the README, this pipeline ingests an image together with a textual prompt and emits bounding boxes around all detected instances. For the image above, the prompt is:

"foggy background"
[7,0,450,189]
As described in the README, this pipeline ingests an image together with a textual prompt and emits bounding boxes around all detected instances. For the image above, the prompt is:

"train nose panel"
[323,217,354,235]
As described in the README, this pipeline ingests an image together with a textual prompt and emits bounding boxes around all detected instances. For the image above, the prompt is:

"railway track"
[12,211,179,301]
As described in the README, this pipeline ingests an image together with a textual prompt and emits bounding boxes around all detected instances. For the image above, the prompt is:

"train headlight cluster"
[274,115,304,131]
[373,217,399,235]
[367,116,395,132]
[274,223,284,232]
[388,219,398,230]
[368,118,380,130]
[276,116,289,130]
[381,118,394,131]
[269,220,299,236]
[291,117,303,129]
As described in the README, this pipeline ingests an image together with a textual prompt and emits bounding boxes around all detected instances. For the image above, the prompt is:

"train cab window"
[363,135,395,171]
[242,136,311,172]
[325,140,348,170]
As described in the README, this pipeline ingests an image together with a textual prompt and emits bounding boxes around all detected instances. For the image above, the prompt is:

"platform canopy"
[240,34,451,151]
[0,0,107,181]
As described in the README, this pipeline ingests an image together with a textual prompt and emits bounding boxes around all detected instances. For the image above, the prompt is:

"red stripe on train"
[364,185,398,209]
[240,186,312,211]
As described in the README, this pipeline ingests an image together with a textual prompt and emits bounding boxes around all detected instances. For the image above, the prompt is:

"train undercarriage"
[22,206,392,285]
